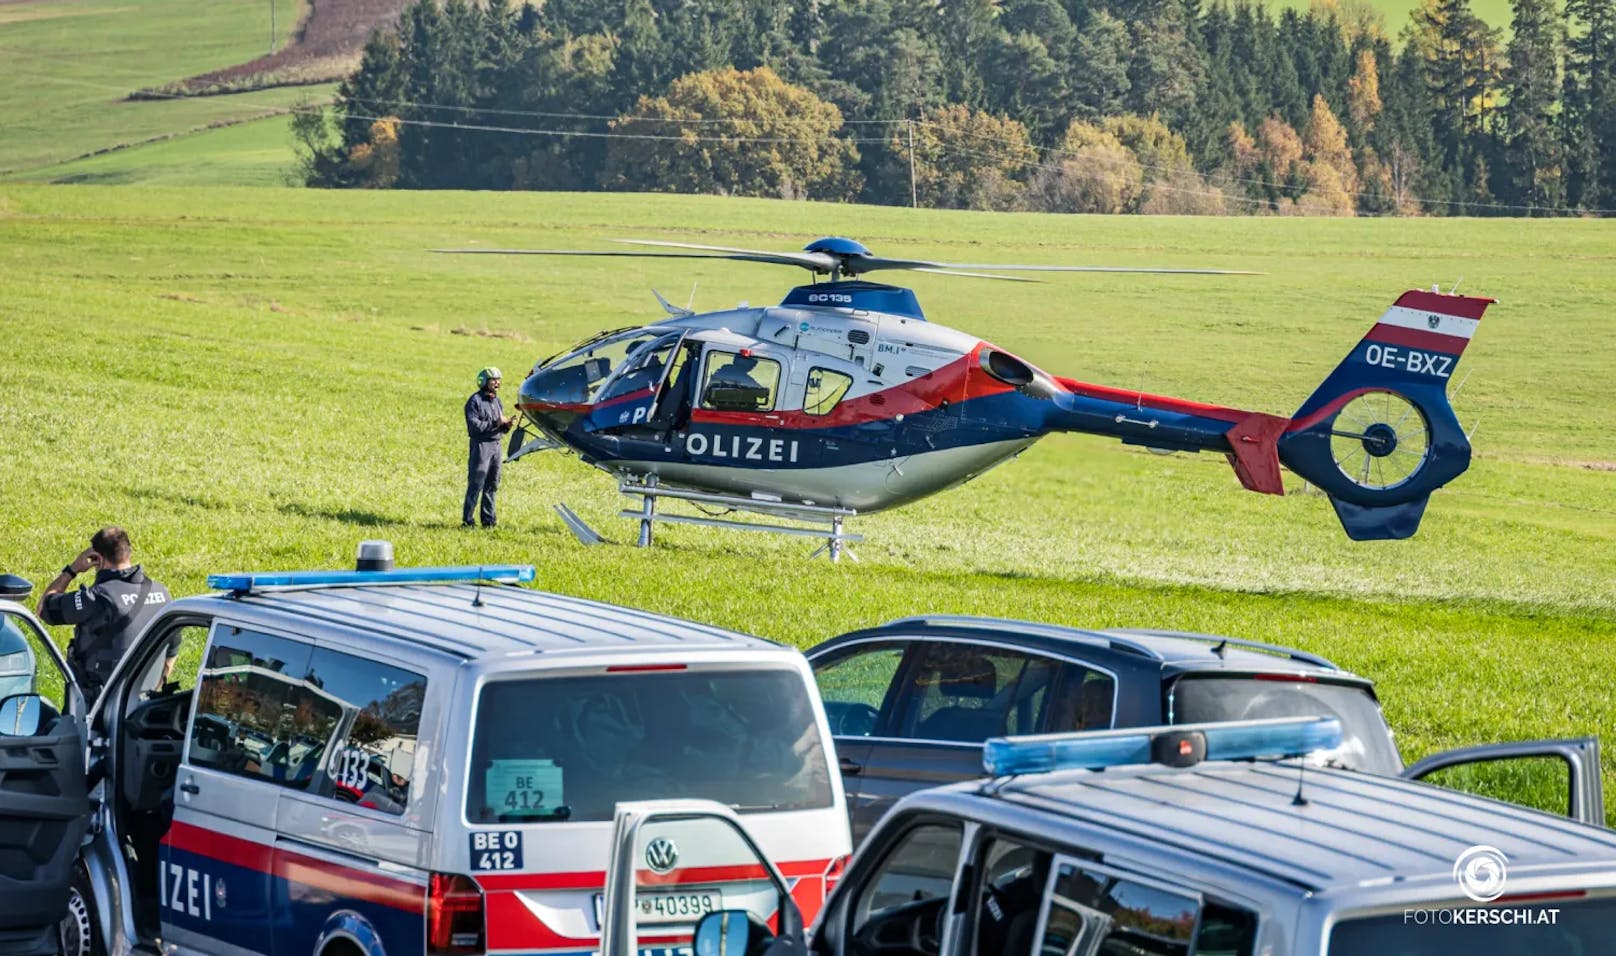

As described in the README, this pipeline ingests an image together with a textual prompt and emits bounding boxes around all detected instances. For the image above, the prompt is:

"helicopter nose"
[517,367,588,433]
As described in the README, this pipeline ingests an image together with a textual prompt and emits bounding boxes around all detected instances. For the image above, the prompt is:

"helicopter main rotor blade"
[613,239,836,272]
[432,247,834,270]
[909,267,1040,282]
[854,258,1261,276]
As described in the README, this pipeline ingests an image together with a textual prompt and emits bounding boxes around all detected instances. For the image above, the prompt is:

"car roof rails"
[1101,628,1340,671]
[207,565,535,597]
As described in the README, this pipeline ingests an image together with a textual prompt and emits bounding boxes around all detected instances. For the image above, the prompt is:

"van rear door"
[453,657,851,954]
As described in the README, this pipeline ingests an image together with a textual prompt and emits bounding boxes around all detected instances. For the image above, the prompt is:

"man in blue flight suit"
[464,366,515,528]
[37,526,174,702]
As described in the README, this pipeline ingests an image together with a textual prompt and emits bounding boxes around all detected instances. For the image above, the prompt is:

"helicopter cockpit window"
[526,328,662,405]
[804,368,854,416]
[595,332,683,404]
[700,351,781,412]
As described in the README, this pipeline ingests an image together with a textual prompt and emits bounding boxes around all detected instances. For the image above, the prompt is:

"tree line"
[292,0,1616,215]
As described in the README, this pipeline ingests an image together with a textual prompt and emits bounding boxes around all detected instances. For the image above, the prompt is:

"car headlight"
[0,650,29,674]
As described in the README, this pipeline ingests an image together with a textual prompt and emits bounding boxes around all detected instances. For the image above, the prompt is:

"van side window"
[189,628,324,790]
[303,647,426,815]
[1036,859,1201,955]
[804,367,854,415]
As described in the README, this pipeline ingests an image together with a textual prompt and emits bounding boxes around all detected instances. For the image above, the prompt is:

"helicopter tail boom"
[1046,289,1490,539]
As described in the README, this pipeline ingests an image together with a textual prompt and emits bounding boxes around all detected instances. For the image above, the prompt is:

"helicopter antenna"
[1449,276,1464,294]
[687,281,698,311]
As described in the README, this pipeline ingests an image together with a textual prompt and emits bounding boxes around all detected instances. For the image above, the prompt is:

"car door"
[808,640,911,833]
[1404,739,1605,825]
[0,597,93,955]
[846,641,1065,844]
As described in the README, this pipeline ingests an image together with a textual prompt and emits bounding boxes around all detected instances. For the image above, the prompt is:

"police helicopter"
[443,237,1488,558]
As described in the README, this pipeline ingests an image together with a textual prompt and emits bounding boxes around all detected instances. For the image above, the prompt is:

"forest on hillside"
[292,0,1616,216]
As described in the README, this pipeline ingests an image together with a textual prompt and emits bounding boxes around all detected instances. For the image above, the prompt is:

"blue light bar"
[983,717,1343,777]
[207,564,536,593]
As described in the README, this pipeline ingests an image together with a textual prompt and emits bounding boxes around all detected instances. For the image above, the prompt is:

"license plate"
[594,889,723,926]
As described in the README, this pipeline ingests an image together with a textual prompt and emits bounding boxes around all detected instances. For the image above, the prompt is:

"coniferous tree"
[1565,0,1616,206]
[1502,0,1567,211]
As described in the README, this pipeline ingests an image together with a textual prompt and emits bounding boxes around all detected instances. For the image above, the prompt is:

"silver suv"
[599,718,1616,956]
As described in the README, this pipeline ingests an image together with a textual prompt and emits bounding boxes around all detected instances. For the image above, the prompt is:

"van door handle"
[180,782,200,795]
[838,758,863,777]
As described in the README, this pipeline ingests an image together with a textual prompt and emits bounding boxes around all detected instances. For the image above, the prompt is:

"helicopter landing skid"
[616,479,861,562]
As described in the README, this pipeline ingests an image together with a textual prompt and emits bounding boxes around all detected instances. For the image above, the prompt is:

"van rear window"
[466,668,833,823]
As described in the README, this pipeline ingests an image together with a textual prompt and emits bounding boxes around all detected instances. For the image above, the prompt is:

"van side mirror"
[0,693,44,736]
[694,910,776,956]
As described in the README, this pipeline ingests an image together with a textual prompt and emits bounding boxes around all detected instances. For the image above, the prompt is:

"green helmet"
[477,366,503,387]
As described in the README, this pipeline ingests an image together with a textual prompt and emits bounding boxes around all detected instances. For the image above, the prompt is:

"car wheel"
[58,866,103,956]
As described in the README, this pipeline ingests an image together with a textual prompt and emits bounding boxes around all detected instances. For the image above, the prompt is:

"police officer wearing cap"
[465,366,515,528]
[37,526,174,702]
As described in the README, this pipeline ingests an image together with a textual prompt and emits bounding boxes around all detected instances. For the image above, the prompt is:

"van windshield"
[466,667,833,823]
[1329,897,1616,952]
[1170,676,1402,775]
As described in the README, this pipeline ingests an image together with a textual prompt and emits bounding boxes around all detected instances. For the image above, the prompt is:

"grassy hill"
[0,0,331,181]
[1,185,1612,815]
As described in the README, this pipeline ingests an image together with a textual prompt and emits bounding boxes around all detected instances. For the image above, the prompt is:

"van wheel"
[59,866,103,956]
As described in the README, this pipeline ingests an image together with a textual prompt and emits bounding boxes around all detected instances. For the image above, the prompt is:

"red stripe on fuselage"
[1365,323,1469,354]
[1392,290,1494,320]
[691,354,999,430]
[1053,379,1252,424]
[161,820,424,914]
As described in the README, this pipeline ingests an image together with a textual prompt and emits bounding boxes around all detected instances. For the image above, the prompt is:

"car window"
[1036,859,1199,956]
[852,821,964,933]
[0,611,66,712]
[971,837,1053,956]
[805,367,854,415]
[187,627,327,791]
[700,350,782,411]
[1042,666,1116,733]
[1170,676,1402,775]
[890,643,1063,743]
[303,647,427,815]
[813,643,907,737]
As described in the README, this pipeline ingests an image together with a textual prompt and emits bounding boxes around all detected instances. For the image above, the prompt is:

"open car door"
[0,577,93,955]
[600,799,807,956]
[1405,738,1605,826]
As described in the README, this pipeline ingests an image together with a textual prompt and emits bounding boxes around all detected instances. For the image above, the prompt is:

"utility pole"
[907,119,917,208]
[270,0,276,53]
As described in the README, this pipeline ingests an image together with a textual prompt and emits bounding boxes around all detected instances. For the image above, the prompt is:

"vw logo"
[645,837,679,873]
[1427,313,1441,329]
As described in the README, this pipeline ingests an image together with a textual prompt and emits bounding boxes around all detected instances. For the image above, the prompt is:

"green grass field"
[0,0,316,180]
[1,184,1612,818]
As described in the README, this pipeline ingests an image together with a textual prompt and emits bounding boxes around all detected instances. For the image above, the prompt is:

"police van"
[598,718,1616,956]
[0,548,851,956]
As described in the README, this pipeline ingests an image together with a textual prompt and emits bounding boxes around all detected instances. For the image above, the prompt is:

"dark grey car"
[807,615,1603,841]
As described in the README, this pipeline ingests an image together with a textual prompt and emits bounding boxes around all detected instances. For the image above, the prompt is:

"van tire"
[59,866,103,956]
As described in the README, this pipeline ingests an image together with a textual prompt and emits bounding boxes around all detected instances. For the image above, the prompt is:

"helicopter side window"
[804,368,854,416]
[700,351,781,412]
